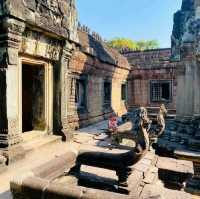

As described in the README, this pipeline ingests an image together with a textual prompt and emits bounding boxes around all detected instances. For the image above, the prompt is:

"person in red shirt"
[108,113,118,133]
[108,113,120,145]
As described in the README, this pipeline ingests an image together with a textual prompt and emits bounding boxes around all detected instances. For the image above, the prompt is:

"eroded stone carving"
[171,0,200,59]
[28,0,77,40]
[20,29,62,60]
[0,0,78,41]
[156,104,167,137]
[149,104,167,149]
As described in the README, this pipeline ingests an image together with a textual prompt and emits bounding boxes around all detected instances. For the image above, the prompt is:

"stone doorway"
[22,64,45,132]
[19,58,53,136]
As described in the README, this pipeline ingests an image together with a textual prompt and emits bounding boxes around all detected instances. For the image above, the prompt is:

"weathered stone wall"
[0,0,78,161]
[122,49,177,110]
[0,0,78,41]
[67,30,130,129]
[172,0,200,120]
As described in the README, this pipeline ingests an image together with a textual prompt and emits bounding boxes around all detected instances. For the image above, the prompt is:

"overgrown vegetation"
[107,37,159,51]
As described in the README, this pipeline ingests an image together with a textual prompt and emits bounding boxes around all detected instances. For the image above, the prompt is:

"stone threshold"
[21,134,62,155]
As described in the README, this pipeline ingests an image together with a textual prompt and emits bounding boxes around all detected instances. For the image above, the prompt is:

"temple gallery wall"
[0,0,132,162]
[0,0,200,198]
[0,0,179,163]
[0,0,199,165]
[0,0,78,162]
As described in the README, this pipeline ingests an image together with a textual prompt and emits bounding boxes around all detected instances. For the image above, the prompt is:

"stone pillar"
[60,42,73,140]
[176,43,196,121]
[193,59,200,117]
[0,17,25,162]
[176,64,186,120]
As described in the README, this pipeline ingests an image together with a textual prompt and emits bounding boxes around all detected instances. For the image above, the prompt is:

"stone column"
[0,17,25,162]
[175,43,196,121]
[60,42,73,140]
[193,59,200,117]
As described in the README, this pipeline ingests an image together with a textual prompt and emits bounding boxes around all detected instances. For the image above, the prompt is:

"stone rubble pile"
[156,120,200,154]
[156,119,200,196]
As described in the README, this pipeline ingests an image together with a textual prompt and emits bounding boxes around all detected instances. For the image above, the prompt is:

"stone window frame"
[103,80,112,109]
[71,74,88,112]
[121,82,128,101]
[150,80,172,103]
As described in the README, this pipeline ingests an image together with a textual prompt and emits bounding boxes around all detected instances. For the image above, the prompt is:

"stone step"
[156,157,194,189]
[149,113,176,119]
[147,107,176,114]
[22,134,62,154]
[22,131,48,142]
[141,182,192,199]
[174,149,200,162]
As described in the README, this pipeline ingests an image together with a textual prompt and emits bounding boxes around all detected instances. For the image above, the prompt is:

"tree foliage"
[107,37,159,51]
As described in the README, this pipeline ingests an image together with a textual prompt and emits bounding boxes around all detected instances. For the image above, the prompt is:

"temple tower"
[172,0,200,121]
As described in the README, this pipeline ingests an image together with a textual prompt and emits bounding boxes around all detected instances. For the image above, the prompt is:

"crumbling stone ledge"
[10,151,157,199]
[10,149,195,199]
[156,157,194,189]
[10,151,77,198]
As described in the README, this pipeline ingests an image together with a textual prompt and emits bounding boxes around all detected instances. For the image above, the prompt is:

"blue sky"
[77,0,182,48]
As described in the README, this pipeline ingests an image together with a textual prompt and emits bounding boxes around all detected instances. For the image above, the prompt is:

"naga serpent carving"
[149,104,167,137]
[156,104,167,137]
[149,104,167,149]
[70,107,152,187]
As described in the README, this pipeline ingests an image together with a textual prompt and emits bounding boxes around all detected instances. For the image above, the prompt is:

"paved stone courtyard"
[0,121,198,199]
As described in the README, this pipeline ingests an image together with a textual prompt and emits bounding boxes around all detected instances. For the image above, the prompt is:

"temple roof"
[77,30,130,70]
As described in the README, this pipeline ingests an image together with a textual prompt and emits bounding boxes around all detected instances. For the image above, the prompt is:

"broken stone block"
[141,182,192,199]
[156,157,194,189]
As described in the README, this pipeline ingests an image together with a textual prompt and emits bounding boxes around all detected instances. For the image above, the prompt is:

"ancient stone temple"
[0,0,131,163]
[0,0,78,162]
[1,0,200,199]
[172,0,200,120]
[122,48,177,119]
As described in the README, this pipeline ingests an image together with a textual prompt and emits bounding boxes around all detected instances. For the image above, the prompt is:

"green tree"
[107,38,159,51]
[143,40,159,50]
[135,40,147,51]
[107,37,137,50]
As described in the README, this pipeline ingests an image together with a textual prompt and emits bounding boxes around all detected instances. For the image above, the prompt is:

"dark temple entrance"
[22,64,46,132]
